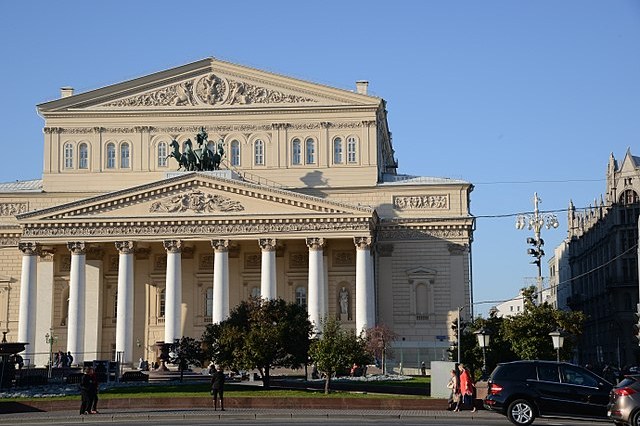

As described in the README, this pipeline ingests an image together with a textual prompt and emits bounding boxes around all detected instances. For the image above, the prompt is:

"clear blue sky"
[1,1,639,316]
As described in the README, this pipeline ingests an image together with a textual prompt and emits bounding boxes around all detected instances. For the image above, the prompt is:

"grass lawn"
[1,377,431,402]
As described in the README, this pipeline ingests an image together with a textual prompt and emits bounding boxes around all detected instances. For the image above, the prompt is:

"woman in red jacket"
[457,363,476,412]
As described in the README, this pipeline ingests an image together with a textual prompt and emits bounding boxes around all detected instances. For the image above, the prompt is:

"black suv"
[483,360,612,425]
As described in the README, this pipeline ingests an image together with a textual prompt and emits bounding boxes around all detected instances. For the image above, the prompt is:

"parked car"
[483,360,612,426]
[608,374,640,425]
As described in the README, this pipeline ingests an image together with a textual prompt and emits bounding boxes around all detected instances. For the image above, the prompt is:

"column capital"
[354,236,373,250]
[306,237,325,251]
[115,241,135,255]
[18,242,38,256]
[163,240,182,253]
[259,238,277,252]
[67,241,86,255]
[211,239,229,252]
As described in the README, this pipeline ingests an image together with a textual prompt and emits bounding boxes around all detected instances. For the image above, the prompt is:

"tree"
[501,287,585,361]
[309,316,372,394]
[365,324,397,374]
[167,336,204,382]
[201,297,312,388]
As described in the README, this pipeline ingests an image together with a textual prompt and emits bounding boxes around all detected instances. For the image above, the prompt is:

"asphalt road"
[0,409,612,426]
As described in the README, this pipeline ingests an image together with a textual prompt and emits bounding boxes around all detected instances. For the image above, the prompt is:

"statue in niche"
[339,287,349,320]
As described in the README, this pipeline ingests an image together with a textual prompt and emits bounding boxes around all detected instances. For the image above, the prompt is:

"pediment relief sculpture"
[102,73,317,107]
[149,190,244,214]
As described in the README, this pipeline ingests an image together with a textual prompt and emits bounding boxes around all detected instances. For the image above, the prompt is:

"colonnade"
[17,236,374,365]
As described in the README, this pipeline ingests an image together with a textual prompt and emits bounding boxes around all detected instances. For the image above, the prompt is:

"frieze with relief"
[102,73,317,107]
[149,190,244,214]
[393,195,448,210]
[377,228,466,240]
[22,220,371,239]
[0,203,28,216]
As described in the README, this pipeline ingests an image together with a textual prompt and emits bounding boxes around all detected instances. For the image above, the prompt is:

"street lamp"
[474,327,491,379]
[549,329,565,362]
[44,329,58,378]
[515,192,559,300]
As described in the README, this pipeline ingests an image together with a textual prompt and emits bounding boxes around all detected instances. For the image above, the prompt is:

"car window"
[493,363,536,380]
[538,364,560,382]
[562,365,598,387]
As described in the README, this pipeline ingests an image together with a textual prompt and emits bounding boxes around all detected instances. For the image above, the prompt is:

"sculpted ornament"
[103,73,316,107]
[393,195,449,210]
[149,190,244,214]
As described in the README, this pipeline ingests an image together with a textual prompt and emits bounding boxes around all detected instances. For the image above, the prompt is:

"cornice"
[20,217,373,241]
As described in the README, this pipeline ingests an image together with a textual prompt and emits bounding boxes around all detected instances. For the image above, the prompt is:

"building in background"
[0,58,474,371]
[565,150,640,367]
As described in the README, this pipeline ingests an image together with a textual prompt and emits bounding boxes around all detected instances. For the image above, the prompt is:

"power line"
[473,178,605,186]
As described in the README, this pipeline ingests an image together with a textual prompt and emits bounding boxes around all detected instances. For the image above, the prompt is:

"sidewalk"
[0,407,492,425]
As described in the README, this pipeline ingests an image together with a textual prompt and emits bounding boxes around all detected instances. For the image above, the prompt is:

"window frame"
[64,143,74,169]
[78,143,89,169]
[106,143,116,169]
[292,138,301,165]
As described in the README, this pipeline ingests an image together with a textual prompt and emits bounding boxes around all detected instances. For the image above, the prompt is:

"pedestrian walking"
[458,363,476,412]
[79,367,97,415]
[89,366,99,413]
[210,365,225,411]
[67,351,74,366]
[446,368,460,411]
[421,361,426,376]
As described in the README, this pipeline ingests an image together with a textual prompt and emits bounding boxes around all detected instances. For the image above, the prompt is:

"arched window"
[305,138,316,164]
[295,287,307,307]
[106,143,116,169]
[120,142,130,168]
[292,138,301,165]
[254,139,264,166]
[157,141,167,167]
[620,189,639,206]
[230,140,240,166]
[333,137,343,164]
[78,143,88,169]
[64,143,74,169]
[347,136,357,163]
[206,287,213,317]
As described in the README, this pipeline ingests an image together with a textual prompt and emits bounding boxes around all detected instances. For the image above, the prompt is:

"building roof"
[380,174,470,186]
[0,179,43,193]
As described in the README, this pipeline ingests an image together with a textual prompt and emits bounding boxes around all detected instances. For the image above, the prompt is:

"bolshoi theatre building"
[0,58,474,370]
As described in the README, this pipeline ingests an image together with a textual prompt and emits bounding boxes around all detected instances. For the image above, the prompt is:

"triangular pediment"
[38,58,380,113]
[17,172,375,232]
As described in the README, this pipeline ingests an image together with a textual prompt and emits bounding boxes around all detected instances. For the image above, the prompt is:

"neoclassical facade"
[0,58,473,368]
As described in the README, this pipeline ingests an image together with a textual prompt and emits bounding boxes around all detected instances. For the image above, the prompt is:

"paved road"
[0,408,612,426]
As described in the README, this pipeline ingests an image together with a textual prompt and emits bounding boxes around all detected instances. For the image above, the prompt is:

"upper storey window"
[106,143,116,169]
[230,140,240,166]
[64,143,74,169]
[347,136,357,163]
[78,143,88,169]
[305,138,316,164]
[254,139,264,166]
[157,141,167,167]
[120,143,130,168]
[292,138,301,165]
[333,137,343,164]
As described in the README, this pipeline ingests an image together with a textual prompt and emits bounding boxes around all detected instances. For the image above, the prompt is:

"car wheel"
[632,410,640,426]
[506,399,536,426]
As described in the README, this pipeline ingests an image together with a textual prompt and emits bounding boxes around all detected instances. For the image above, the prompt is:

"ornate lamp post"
[45,328,57,378]
[515,192,559,300]
[549,329,565,362]
[474,327,491,379]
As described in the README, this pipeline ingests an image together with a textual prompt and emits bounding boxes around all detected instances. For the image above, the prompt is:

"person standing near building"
[446,368,460,411]
[89,367,99,414]
[79,367,96,415]
[211,365,225,411]
[458,363,476,412]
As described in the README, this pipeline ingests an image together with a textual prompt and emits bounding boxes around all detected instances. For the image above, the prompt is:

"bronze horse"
[167,131,225,171]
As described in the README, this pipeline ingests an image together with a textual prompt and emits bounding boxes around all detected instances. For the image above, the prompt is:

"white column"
[259,238,277,300]
[163,240,182,344]
[18,242,38,348]
[355,237,374,335]
[67,241,86,364]
[115,241,134,365]
[211,239,229,324]
[306,237,325,333]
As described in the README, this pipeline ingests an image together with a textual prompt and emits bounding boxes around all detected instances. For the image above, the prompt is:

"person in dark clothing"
[89,367,99,413]
[79,367,96,415]
[210,365,225,411]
